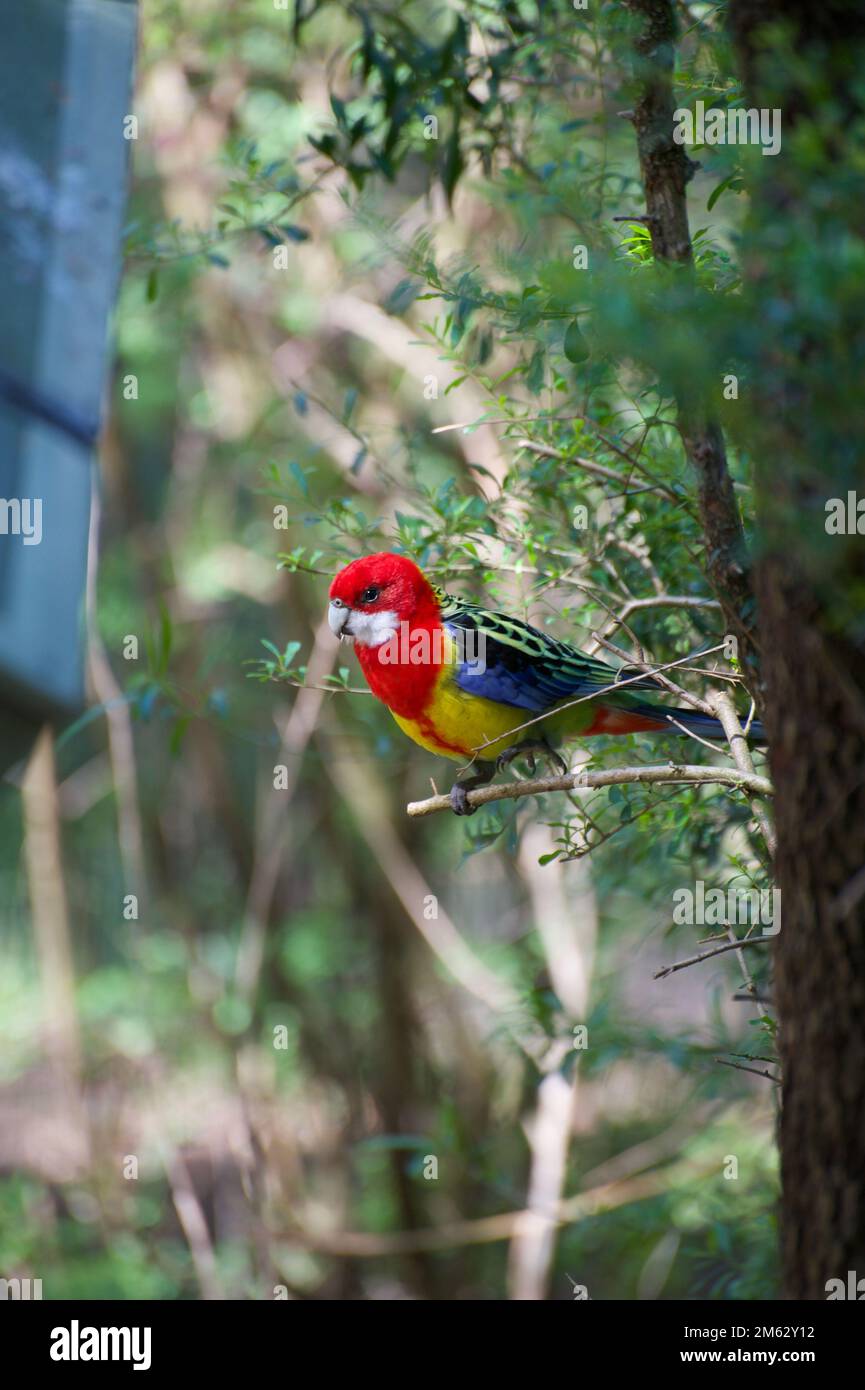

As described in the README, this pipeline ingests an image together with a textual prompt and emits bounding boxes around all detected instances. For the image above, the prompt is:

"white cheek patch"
[346,608,399,647]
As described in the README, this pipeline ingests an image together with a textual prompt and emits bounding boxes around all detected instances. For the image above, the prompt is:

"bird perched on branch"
[328,552,763,814]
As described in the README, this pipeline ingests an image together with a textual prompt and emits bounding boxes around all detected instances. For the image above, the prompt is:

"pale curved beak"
[328,599,352,638]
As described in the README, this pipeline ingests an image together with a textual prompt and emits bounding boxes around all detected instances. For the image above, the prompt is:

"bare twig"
[727,1052,777,1065]
[608,538,664,593]
[86,495,147,902]
[508,1064,578,1300]
[578,421,693,515]
[408,762,773,818]
[663,713,725,753]
[597,595,721,649]
[264,675,371,695]
[515,438,624,485]
[508,838,596,1299]
[236,615,337,1002]
[280,1159,719,1257]
[724,922,764,1022]
[654,935,770,980]
[709,689,776,858]
[515,438,671,504]
[590,632,715,715]
[22,729,84,1089]
[165,1149,226,1299]
[715,1058,780,1086]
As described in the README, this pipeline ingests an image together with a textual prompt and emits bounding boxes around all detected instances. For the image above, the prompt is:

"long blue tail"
[636,703,766,743]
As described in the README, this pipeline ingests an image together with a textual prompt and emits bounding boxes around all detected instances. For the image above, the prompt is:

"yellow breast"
[390,675,532,764]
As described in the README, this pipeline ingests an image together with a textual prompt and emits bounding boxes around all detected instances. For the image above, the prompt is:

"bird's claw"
[496,739,567,777]
[447,760,495,816]
[449,782,475,816]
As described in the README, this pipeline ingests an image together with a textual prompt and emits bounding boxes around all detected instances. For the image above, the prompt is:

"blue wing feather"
[442,604,657,713]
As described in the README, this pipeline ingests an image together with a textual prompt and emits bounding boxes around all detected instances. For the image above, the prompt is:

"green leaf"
[707,174,744,211]
[157,603,173,675]
[526,346,545,395]
[169,715,191,758]
[442,124,464,207]
[289,460,310,497]
[342,387,358,424]
[563,318,590,364]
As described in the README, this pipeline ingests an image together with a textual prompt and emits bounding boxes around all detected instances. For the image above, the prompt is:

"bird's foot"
[496,739,568,777]
[448,761,495,816]
[449,783,474,816]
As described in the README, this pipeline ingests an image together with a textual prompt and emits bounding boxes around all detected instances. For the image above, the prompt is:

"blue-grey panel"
[0,0,137,758]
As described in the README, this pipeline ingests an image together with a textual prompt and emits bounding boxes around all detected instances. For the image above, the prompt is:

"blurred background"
[0,0,778,1300]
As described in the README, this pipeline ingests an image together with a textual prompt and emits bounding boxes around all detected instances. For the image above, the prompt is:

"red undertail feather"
[583,706,672,735]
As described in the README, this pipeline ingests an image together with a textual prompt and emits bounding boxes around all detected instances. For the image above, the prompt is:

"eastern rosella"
[328,552,763,814]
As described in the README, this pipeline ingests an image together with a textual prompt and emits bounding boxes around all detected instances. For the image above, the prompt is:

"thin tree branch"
[515,438,626,486]
[508,838,596,1299]
[164,1149,226,1300]
[235,615,337,1002]
[654,935,770,979]
[85,494,147,903]
[507,1064,578,1300]
[407,762,773,818]
[663,713,726,753]
[599,595,721,647]
[724,921,765,1022]
[516,437,672,507]
[279,1159,719,1257]
[709,688,776,858]
[715,1058,780,1086]
[590,632,715,715]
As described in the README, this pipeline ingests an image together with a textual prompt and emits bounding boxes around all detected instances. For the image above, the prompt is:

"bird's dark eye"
[359,585,380,604]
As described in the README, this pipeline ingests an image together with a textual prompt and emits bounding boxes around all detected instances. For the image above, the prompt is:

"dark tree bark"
[628,0,865,1298]
[728,0,865,1300]
[625,0,761,694]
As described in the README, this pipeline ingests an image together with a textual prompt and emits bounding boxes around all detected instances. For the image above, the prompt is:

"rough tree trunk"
[625,0,761,690]
[729,0,865,1300]
[629,0,865,1297]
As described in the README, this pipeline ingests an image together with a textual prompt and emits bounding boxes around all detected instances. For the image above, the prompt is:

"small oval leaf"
[563,318,590,364]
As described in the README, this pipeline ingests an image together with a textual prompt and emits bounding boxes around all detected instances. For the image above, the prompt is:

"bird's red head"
[328,552,440,647]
